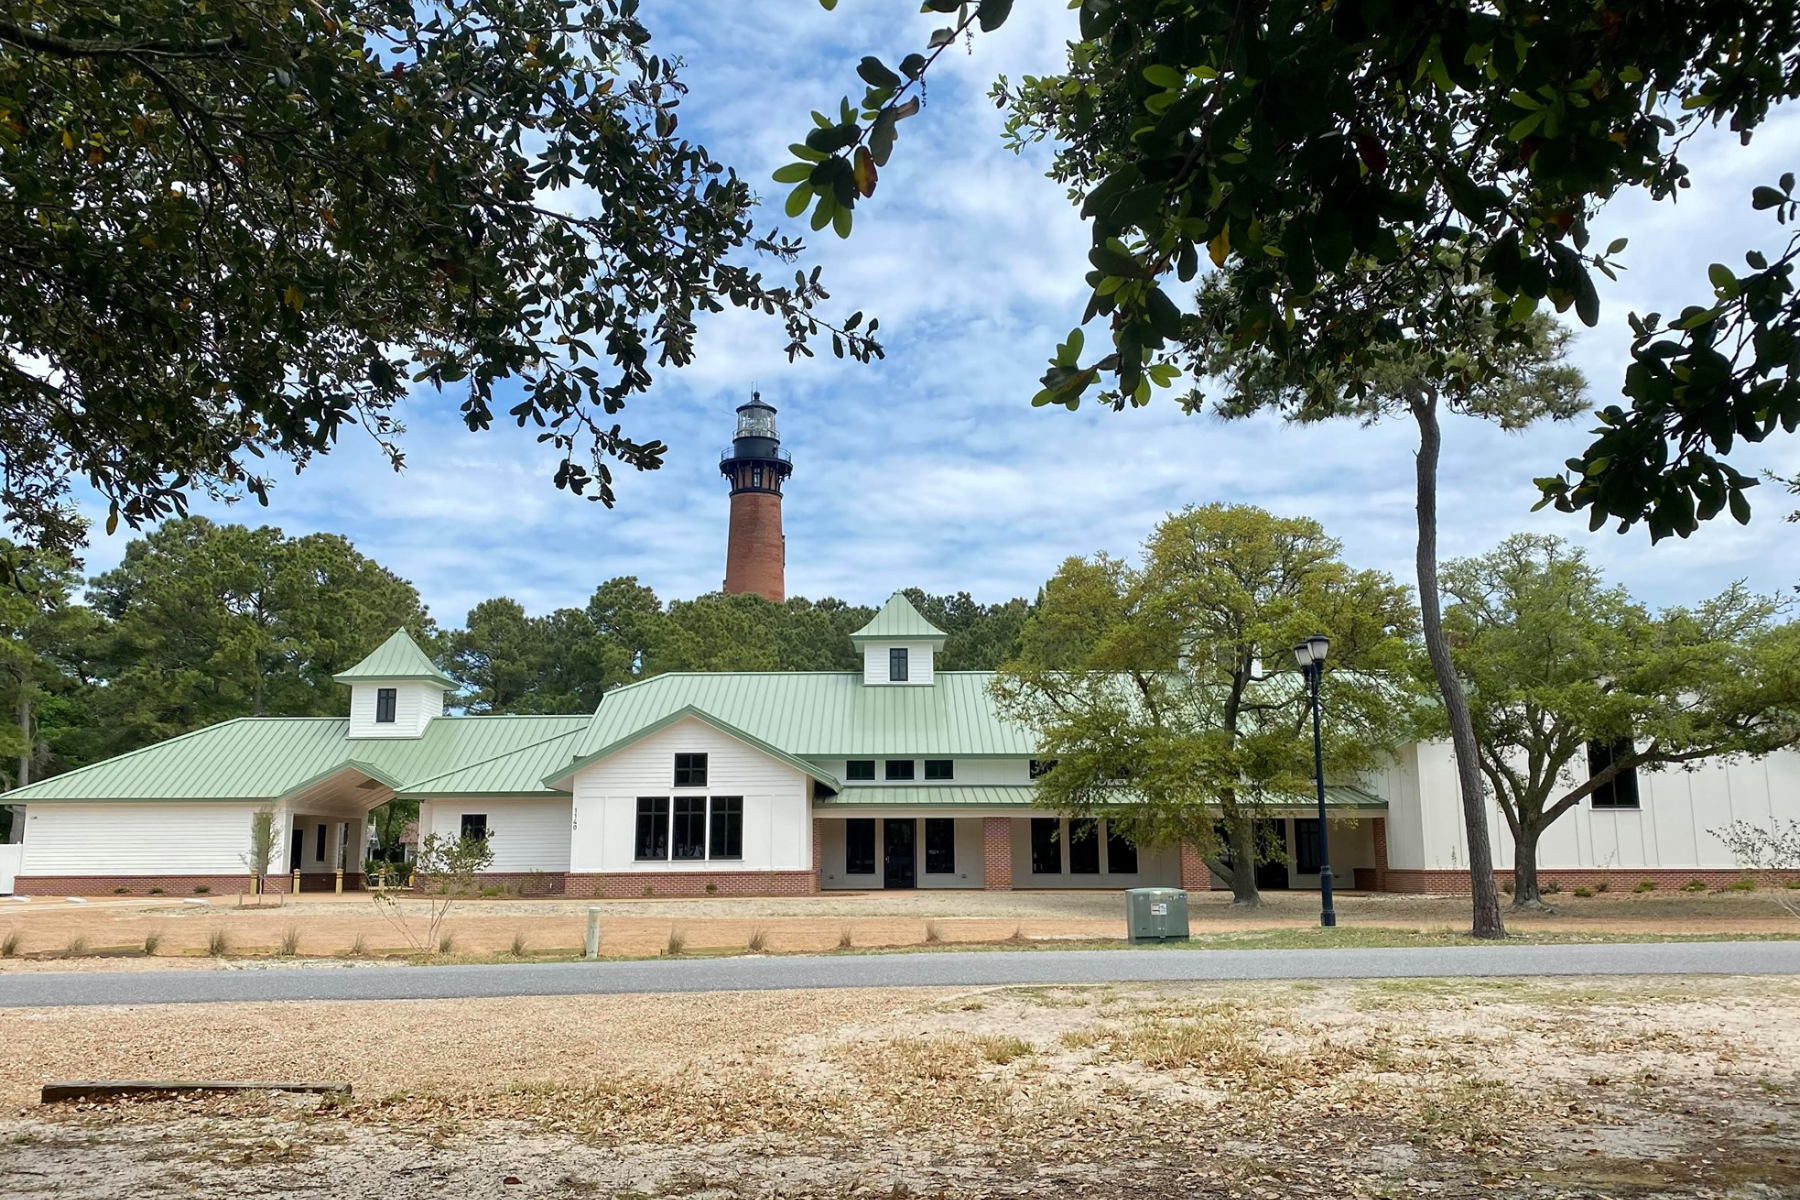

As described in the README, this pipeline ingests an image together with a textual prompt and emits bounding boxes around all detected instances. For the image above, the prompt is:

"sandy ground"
[1,888,1794,972]
[1,975,1797,1197]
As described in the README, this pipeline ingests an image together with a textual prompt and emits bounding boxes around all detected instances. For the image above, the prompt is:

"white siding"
[1399,740,1800,871]
[0,844,22,893]
[20,803,267,874]
[347,681,444,739]
[861,641,937,686]
[416,798,573,873]
[569,717,810,874]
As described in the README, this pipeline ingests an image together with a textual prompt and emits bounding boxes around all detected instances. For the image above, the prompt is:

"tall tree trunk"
[1224,803,1262,907]
[15,688,30,789]
[1512,822,1546,910]
[1411,392,1506,939]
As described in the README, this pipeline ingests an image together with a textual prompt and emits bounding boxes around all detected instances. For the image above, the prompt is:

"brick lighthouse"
[719,392,792,602]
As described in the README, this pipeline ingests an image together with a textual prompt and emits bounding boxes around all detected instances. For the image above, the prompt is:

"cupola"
[333,628,456,738]
[850,592,947,686]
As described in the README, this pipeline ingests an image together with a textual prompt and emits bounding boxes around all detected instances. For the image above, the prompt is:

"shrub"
[665,928,686,956]
[206,929,229,957]
[1634,879,1657,893]
[747,928,768,953]
[278,925,301,956]
[1572,887,1595,898]
[642,884,654,897]
[924,920,944,944]
[510,931,529,958]
[148,887,164,895]
[704,882,718,895]
[193,885,211,895]
[142,931,162,956]
[1500,880,1514,895]
[1008,924,1027,942]
[0,930,20,958]
[437,931,457,954]
[112,886,130,895]
[479,886,506,898]
[837,926,853,950]
[349,933,369,957]
[1681,879,1708,892]
[64,935,89,955]
[1720,878,1757,893]
[1541,880,1562,895]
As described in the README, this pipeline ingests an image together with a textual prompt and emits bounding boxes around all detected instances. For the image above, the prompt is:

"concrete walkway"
[2,940,1797,1008]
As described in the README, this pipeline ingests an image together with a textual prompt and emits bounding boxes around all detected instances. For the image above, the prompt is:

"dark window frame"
[845,759,876,781]
[315,824,327,862]
[671,796,708,860]
[1293,817,1323,875]
[1105,824,1138,874]
[924,817,956,874]
[1588,738,1642,809]
[708,797,743,861]
[1069,818,1101,874]
[924,759,955,781]
[459,814,489,843]
[884,759,916,781]
[1029,759,1057,779]
[673,753,709,788]
[889,646,909,682]
[374,687,397,724]
[1030,817,1062,875]
[845,818,877,875]
[634,797,670,861]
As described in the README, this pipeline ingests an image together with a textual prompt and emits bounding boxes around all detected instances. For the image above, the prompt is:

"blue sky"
[75,2,1800,626]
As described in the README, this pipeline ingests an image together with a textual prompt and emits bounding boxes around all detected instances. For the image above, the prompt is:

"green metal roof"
[576,671,1034,760]
[332,628,458,688]
[546,705,840,791]
[7,714,588,802]
[849,592,947,643]
[815,785,1039,808]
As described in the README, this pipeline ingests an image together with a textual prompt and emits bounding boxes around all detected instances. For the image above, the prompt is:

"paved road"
[1,941,1796,1008]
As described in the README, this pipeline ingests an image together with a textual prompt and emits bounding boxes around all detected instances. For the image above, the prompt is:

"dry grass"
[747,928,768,953]
[205,930,229,957]
[277,925,301,957]
[837,926,853,949]
[664,928,686,957]
[0,930,18,958]
[509,931,529,959]
[64,935,88,956]
[141,931,161,956]
[924,920,943,944]
[348,933,368,957]
[436,931,456,955]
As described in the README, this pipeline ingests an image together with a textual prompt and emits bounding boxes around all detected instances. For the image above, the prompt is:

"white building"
[2,597,1795,897]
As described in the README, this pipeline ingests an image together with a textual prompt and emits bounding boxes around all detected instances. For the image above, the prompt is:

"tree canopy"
[1442,534,1800,907]
[993,504,1423,905]
[804,0,1800,541]
[2,0,877,563]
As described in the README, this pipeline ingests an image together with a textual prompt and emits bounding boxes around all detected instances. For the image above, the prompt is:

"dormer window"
[375,688,397,724]
[889,647,909,682]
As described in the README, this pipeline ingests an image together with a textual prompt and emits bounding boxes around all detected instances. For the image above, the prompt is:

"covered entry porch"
[272,764,400,892]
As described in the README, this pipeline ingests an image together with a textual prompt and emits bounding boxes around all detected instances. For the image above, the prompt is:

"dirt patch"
[3,975,1798,1197]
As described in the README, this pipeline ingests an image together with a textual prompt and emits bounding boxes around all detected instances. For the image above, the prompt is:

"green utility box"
[1125,887,1190,943]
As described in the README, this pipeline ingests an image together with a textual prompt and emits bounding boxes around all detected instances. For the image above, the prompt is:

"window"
[709,797,743,860]
[889,647,909,682]
[1030,818,1062,875]
[1029,759,1057,779]
[674,753,708,788]
[845,760,876,781]
[315,824,327,862]
[1293,818,1322,874]
[1588,739,1641,808]
[1106,824,1138,874]
[845,819,876,874]
[885,759,916,781]
[375,687,397,724]
[634,798,669,860]
[752,465,764,488]
[459,814,489,842]
[672,797,708,859]
[925,818,956,874]
[1069,818,1100,874]
[924,759,954,781]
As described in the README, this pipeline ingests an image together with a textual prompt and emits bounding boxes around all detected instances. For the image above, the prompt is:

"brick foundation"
[1179,842,1212,891]
[13,874,267,897]
[563,871,816,899]
[982,817,1013,890]
[1382,867,1797,895]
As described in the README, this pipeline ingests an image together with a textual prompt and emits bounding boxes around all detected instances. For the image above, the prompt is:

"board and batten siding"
[861,641,937,686]
[1391,740,1800,871]
[20,803,268,875]
[568,717,811,874]
[346,681,443,739]
[416,798,573,873]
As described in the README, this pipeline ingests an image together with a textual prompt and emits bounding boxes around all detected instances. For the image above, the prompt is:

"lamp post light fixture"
[1292,633,1337,928]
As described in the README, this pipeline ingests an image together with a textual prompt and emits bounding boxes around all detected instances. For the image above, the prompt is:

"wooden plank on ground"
[41,1079,351,1102]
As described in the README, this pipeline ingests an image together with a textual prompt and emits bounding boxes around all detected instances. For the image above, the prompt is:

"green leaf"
[856,57,902,90]
[832,204,852,239]
[1707,262,1739,298]
[772,162,813,184]
[1753,185,1787,210]
[1606,237,1628,255]
[784,183,813,218]
[787,142,828,163]
[976,0,1014,32]
[1728,487,1752,524]
[1142,64,1185,89]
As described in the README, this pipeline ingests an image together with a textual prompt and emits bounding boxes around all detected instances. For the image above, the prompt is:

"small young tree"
[1444,536,1800,908]
[1713,820,1800,919]
[371,828,494,954]
[994,504,1422,905]
[241,807,279,893]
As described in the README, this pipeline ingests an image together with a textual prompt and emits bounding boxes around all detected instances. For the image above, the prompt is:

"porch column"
[982,818,1013,891]
[1373,817,1390,892]
[810,817,823,894]
[1179,841,1211,891]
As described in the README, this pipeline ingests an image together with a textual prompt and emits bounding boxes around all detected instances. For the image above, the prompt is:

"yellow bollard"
[292,869,301,895]
[334,868,344,895]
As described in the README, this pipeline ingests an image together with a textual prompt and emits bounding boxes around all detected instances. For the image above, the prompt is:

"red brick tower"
[719,393,792,602]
